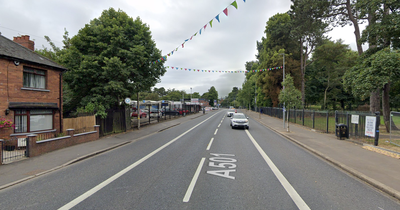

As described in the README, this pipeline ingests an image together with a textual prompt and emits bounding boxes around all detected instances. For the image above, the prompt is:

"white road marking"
[206,138,214,150]
[218,123,221,127]
[58,112,221,210]
[245,130,311,210]
[183,157,205,202]
[214,129,218,135]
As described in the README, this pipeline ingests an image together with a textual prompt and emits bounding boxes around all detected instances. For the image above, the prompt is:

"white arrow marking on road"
[245,130,311,210]
[58,111,223,210]
[183,157,205,202]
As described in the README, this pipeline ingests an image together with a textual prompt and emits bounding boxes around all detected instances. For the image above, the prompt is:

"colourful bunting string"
[245,66,283,73]
[152,0,247,64]
[165,66,247,74]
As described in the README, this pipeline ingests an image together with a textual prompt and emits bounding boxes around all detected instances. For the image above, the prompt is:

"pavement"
[1,109,400,202]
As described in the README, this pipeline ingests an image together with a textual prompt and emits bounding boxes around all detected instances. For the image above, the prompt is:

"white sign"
[124,98,131,104]
[351,115,359,124]
[365,116,376,137]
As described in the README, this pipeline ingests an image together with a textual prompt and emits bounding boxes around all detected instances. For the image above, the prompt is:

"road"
[0,110,399,209]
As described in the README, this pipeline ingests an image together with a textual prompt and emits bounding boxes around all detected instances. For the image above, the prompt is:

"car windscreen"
[233,115,246,119]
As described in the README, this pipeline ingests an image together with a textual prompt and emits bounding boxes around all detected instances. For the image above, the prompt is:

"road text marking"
[183,158,205,202]
[245,130,310,210]
[207,153,236,180]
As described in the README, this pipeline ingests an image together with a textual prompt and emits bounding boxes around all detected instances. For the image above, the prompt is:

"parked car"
[131,109,147,118]
[150,109,162,118]
[162,108,179,116]
[177,108,189,115]
[230,113,249,129]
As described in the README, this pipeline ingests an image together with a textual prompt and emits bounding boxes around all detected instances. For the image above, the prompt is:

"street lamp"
[280,53,286,129]
[190,87,192,101]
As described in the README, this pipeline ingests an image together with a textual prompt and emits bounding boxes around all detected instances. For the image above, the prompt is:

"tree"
[344,48,400,131]
[312,39,358,109]
[290,0,328,106]
[192,92,201,99]
[207,86,219,107]
[61,8,165,117]
[279,74,302,131]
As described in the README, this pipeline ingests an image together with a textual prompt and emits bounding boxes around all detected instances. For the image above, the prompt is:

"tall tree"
[61,8,165,116]
[312,39,358,109]
[290,0,328,106]
[207,86,219,106]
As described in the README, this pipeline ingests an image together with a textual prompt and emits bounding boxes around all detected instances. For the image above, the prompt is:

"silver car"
[230,113,249,129]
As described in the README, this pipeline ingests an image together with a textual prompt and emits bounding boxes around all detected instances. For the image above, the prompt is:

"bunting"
[153,0,247,64]
[165,66,247,74]
[245,66,284,73]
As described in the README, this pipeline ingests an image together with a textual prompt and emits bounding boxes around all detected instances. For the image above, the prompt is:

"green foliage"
[279,74,302,109]
[207,86,218,106]
[344,48,400,100]
[61,8,165,115]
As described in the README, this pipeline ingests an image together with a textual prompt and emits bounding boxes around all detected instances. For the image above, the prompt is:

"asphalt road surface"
[0,110,399,209]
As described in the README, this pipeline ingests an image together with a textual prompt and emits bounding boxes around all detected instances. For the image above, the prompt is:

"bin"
[335,124,348,140]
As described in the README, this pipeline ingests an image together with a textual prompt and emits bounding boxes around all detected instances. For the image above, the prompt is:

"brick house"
[0,34,67,140]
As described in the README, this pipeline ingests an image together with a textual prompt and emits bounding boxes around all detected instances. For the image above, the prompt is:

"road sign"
[125,98,131,104]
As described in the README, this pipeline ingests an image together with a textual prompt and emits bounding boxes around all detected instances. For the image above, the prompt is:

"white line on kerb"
[183,157,205,202]
[206,138,214,150]
[245,130,311,210]
[58,112,221,210]
[214,129,218,135]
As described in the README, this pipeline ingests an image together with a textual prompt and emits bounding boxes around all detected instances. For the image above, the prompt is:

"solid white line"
[245,130,311,210]
[206,138,214,150]
[183,157,205,202]
[58,112,221,210]
[214,129,218,135]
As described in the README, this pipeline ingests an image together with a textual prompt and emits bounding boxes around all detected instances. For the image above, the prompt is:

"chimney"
[13,35,35,51]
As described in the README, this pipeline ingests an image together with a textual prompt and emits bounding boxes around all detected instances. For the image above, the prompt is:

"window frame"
[14,109,54,133]
[23,67,47,89]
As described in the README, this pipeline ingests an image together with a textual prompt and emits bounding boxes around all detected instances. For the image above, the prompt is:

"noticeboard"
[365,116,376,137]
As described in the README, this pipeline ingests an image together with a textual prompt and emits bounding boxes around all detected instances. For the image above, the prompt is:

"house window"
[14,109,53,133]
[23,67,46,89]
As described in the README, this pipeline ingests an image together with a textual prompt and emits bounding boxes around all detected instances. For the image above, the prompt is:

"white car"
[230,113,249,129]
[227,111,235,117]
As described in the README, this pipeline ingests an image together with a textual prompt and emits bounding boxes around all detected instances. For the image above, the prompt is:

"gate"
[2,136,28,164]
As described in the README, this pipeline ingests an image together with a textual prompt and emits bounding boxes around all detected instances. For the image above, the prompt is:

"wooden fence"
[63,115,96,134]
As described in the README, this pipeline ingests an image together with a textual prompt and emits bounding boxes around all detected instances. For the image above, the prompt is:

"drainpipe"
[59,72,63,134]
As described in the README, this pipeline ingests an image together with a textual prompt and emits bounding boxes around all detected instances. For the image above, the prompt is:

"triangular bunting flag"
[185,39,189,42]
[215,14,220,22]
[223,8,228,16]
[182,43,184,48]
[172,67,174,69]
[199,28,202,35]
[190,36,193,40]
[209,19,213,28]
[231,1,238,9]
[204,24,207,30]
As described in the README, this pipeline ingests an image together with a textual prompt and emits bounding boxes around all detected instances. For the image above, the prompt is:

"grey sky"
[0,0,362,98]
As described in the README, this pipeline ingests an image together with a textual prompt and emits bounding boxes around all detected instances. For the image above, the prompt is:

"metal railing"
[390,111,400,146]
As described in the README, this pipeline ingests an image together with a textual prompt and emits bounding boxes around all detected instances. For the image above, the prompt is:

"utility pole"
[280,53,286,129]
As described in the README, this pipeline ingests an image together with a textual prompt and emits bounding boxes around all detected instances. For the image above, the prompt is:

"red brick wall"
[0,58,63,139]
[27,126,99,157]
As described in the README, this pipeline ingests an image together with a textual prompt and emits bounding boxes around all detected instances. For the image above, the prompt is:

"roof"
[0,35,67,71]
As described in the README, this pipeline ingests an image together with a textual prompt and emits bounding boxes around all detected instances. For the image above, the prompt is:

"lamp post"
[280,53,286,129]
